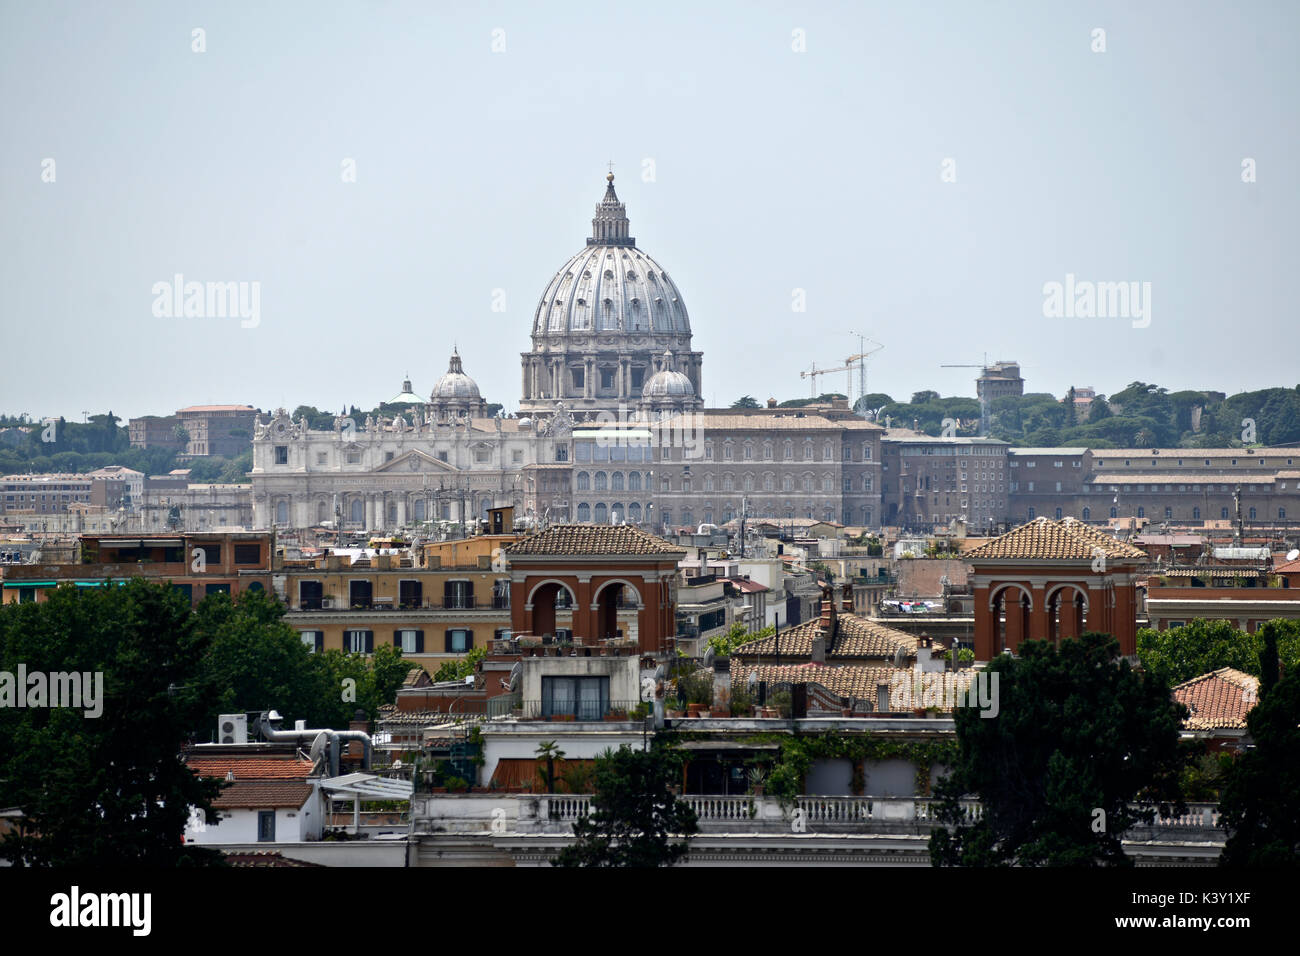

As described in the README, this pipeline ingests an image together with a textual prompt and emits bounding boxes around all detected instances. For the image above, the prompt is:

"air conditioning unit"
[321,597,334,609]
[219,713,248,744]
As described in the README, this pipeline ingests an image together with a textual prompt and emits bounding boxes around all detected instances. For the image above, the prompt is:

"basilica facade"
[250,172,881,532]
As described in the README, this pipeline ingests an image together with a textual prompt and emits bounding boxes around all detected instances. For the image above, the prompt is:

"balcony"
[513,699,644,721]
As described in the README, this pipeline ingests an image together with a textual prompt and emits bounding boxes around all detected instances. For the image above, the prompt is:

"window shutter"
[364,630,374,654]
[465,581,474,603]
[415,629,424,653]
[444,581,454,602]
[314,632,323,653]
[393,629,403,649]
[445,629,453,653]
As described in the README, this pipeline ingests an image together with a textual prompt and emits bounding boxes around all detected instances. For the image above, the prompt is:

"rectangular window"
[349,579,373,609]
[395,629,424,653]
[541,675,610,720]
[233,543,261,565]
[172,582,194,604]
[274,446,288,465]
[257,810,276,843]
[204,582,231,597]
[344,629,374,653]
[571,367,584,389]
[600,368,615,390]
[347,450,362,464]
[444,580,474,609]
[317,452,328,465]
[299,580,323,610]
[445,628,472,653]
[630,367,644,389]
[300,631,324,653]
[399,579,423,609]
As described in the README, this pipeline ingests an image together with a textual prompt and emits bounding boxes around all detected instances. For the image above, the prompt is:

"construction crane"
[801,337,885,404]
[940,353,990,436]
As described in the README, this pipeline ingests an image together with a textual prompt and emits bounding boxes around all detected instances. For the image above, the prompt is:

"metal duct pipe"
[257,712,372,774]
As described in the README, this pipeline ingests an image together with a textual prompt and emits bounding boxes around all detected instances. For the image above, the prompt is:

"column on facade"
[397,496,407,527]
[364,495,375,531]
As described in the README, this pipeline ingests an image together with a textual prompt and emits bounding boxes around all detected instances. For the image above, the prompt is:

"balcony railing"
[515,700,644,721]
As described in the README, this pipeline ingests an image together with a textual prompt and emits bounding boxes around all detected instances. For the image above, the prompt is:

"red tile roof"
[505,524,686,557]
[1172,668,1259,731]
[186,755,315,780]
[965,516,1148,561]
[211,780,313,809]
[731,613,919,661]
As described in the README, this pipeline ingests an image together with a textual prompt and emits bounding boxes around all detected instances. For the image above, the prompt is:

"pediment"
[375,450,458,473]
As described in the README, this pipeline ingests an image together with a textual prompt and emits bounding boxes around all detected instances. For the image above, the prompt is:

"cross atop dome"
[589,168,634,247]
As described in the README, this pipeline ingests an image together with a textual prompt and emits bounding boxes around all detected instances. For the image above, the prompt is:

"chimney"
[347,710,368,759]
[811,632,826,664]
[841,582,854,612]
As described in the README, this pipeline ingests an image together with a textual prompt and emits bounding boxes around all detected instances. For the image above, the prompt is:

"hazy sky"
[2,1,1296,422]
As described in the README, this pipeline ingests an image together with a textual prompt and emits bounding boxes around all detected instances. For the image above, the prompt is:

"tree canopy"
[1137,619,1300,688]
[929,633,1192,867]
[1218,667,1300,866]
[552,744,698,867]
[0,579,224,866]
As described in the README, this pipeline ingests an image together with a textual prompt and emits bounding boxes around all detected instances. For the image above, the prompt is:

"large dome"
[431,349,481,402]
[519,172,703,418]
[533,240,691,338]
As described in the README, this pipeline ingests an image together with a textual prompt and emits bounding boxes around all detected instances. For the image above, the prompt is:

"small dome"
[643,368,694,398]
[430,349,481,402]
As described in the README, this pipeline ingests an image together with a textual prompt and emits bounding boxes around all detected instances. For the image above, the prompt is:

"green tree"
[731,395,761,409]
[1218,669,1300,865]
[553,745,698,867]
[1137,619,1300,687]
[706,622,775,656]
[536,740,565,794]
[432,645,484,683]
[929,633,1192,867]
[193,589,330,733]
[0,579,224,866]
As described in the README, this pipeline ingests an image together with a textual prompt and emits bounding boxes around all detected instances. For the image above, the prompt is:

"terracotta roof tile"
[223,851,324,867]
[1172,667,1259,731]
[731,613,920,661]
[964,517,1148,561]
[734,663,975,711]
[505,524,686,557]
[211,780,313,809]
[186,755,315,780]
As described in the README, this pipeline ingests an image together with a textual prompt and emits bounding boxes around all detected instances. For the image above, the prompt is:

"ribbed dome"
[532,174,690,338]
[430,349,481,402]
[642,350,695,402]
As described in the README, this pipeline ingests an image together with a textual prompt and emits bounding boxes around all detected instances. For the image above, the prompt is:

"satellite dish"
[1287,549,1299,562]
[308,732,328,765]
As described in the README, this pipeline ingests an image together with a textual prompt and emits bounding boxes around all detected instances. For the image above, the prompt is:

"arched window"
[723,506,734,522]
[823,442,833,460]
[275,500,288,525]
[611,503,624,523]
[595,503,608,523]
[1082,507,1091,520]
[594,471,608,491]
[577,471,591,491]
[722,475,734,492]
[414,499,426,521]
[703,474,714,492]
[802,475,813,493]
[629,502,641,522]
[743,474,754,492]
[763,474,774,492]
[784,441,793,460]
[822,475,833,493]
[350,499,363,523]
[628,471,641,491]
[1192,506,1200,520]
[317,500,328,523]
[682,509,694,528]
[1137,506,1145,518]
[783,475,794,492]
[764,442,773,460]
[577,502,591,521]
[704,509,713,525]
[611,472,624,492]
